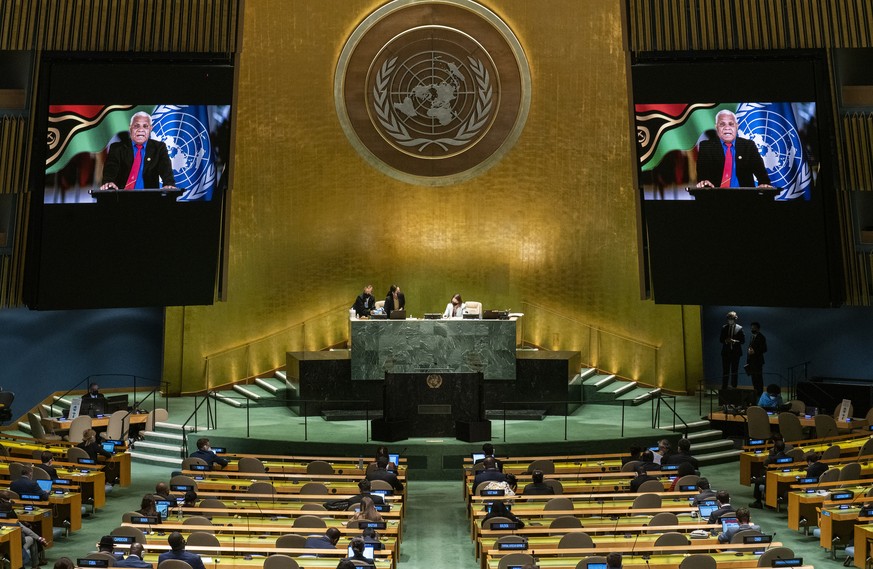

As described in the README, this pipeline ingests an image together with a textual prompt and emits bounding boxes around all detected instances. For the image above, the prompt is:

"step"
[578,368,598,381]
[141,430,185,443]
[209,391,243,408]
[133,440,183,456]
[581,374,616,388]
[254,377,285,394]
[52,396,72,408]
[275,370,288,382]
[18,421,31,434]
[155,421,197,432]
[322,410,383,421]
[603,381,638,396]
[696,448,743,464]
[690,438,736,453]
[668,420,711,432]
[130,451,182,468]
[484,409,547,421]
[685,429,724,442]
[232,384,271,401]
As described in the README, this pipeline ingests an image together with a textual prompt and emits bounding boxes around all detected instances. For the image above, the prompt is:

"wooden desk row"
[739,433,873,485]
[764,463,873,508]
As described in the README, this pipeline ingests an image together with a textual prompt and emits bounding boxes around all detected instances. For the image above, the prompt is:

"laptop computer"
[36,479,53,494]
[101,442,116,455]
[483,310,500,319]
[389,310,406,320]
[698,503,717,519]
[388,453,399,467]
[587,564,608,569]
[347,544,376,560]
[721,517,739,533]
[423,313,441,319]
[472,452,486,463]
[155,500,172,520]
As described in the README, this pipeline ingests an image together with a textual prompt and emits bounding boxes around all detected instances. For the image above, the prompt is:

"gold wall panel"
[163,0,705,395]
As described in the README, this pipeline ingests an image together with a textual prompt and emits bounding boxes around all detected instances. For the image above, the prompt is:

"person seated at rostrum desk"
[115,543,152,568]
[78,429,112,462]
[304,527,341,551]
[158,532,206,569]
[691,477,717,507]
[662,438,700,471]
[523,470,555,495]
[384,284,405,314]
[352,284,376,318]
[366,455,404,492]
[189,437,229,470]
[805,452,829,480]
[668,462,697,491]
[629,466,659,493]
[39,451,59,481]
[343,537,375,569]
[717,506,761,543]
[757,383,785,412]
[483,500,525,529]
[349,479,385,506]
[443,293,466,318]
[472,457,505,492]
[349,496,383,524]
[9,466,49,501]
[707,490,736,526]
[474,442,503,471]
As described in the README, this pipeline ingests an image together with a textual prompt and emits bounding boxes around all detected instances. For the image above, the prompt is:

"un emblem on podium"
[426,374,444,389]
[335,0,530,185]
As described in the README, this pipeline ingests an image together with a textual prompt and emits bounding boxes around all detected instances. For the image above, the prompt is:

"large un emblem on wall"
[335,0,531,185]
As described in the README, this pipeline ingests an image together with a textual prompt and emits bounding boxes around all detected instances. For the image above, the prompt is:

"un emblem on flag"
[335,0,531,185]
[151,105,216,201]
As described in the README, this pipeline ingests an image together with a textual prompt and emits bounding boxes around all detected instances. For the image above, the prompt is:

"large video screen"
[632,54,842,307]
[25,56,234,310]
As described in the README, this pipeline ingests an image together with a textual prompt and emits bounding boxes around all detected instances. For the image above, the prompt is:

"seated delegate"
[443,294,466,318]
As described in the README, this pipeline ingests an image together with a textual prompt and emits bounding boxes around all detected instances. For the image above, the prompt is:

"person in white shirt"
[442,293,466,319]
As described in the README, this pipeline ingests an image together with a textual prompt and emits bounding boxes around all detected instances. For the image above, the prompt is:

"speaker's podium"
[89,188,183,203]
[371,372,491,442]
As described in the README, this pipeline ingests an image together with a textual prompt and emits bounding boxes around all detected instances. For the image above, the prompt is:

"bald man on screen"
[696,110,772,189]
[100,111,176,190]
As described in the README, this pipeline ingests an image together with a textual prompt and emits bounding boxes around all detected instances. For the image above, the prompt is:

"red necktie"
[720,142,733,188]
[124,145,144,190]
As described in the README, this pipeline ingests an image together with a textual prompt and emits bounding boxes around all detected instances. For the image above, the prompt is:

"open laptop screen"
[698,503,717,519]
[155,500,171,520]
[36,479,53,493]
[472,452,485,463]
[347,544,375,560]
[721,517,739,533]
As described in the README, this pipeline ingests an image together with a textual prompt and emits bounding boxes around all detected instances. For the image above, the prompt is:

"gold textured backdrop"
[162,0,703,394]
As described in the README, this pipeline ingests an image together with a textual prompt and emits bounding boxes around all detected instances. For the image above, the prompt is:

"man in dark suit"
[720,311,745,389]
[472,457,505,492]
[10,467,48,501]
[522,470,555,495]
[116,543,152,568]
[384,284,405,315]
[696,110,772,189]
[158,532,206,569]
[707,490,736,525]
[348,479,385,506]
[474,443,503,471]
[805,452,829,480]
[662,438,700,471]
[303,527,341,550]
[189,438,229,470]
[100,112,176,190]
[38,451,58,481]
[366,456,403,492]
[746,321,768,397]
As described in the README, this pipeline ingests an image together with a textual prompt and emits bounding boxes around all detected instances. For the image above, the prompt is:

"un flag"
[735,102,812,200]
[151,105,216,201]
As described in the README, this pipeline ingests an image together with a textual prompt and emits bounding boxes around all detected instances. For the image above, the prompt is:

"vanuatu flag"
[636,103,735,171]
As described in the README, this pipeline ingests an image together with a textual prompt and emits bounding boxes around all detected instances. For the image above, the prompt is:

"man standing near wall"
[720,311,745,389]
[746,321,767,397]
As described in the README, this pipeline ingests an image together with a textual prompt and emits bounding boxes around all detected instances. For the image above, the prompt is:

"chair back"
[647,512,679,532]
[544,497,573,511]
[527,459,555,474]
[558,532,593,549]
[482,516,513,529]
[199,499,226,509]
[674,474,699,489]
[66,446,91,462]
[275,534,307,549]
[298,482,328,495]
[678,554,717,569]
[787,400,806,414]
[654,531,690,546]
[632,493,662,509]
[248,482,276,494]
[814,414,839,439]
[858,437,873,459]
[840,462,862,482]
[777,412,805,443]
[745,406,772,440]
[182,457,209,470]
[497,553,534,569]
[263,555,300,569]
[8,462,27,481]
[292,515,326,528]
[820,445,841,461]
[464,301,483,316]
[111,525,147,544]
[32,466,52,481]
[621,460,641,472]
[146,408,170,431]
[300,503,327,511]
[68,415,93,443]
[494,535,527,549]
[187,531,221,552]
[636,479,664,493]
[183,515,213,526]
[158,560,194,569]
[369,480,394,492]
[818,468,840,484]
[757,547,794,567]
[786,448,805,462]
[170,475,198,489]
[730,529,764,544]
[549,515,582,529]
[105,410,130,441]
[544,479,564,495]
[238,457,267,473]
[306,460,334,475]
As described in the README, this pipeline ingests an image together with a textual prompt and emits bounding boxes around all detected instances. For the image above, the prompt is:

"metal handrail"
[179,394,216,458]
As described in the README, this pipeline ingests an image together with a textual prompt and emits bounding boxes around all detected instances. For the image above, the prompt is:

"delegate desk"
[187,474,406,500]
[350,317,518,380]
[786,485,866,531]
[766,463,873,508]
[709,411,863,435]
[215,454,407,475]
[0,524,22,569]
[484,548,790,569]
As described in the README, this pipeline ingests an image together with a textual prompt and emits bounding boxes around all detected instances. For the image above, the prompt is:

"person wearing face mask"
[189,438,228,470]
[719,311,745,389]
[757,384,784,412]
[746,321,768,398]
[442,293,466,319]
[100,111,177,191]
[85,383,105,400]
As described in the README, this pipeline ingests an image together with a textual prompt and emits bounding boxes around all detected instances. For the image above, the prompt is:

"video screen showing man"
[696,110,771,189]
[100,112,176,191]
